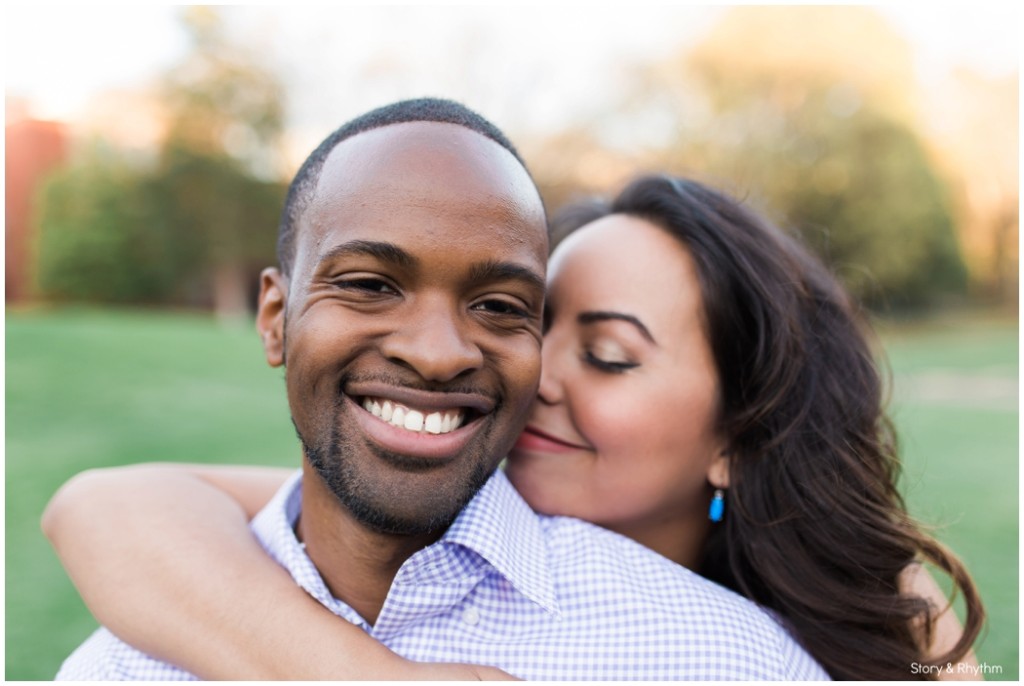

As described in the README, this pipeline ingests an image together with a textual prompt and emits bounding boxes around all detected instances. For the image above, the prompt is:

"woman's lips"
[513,425,590,454]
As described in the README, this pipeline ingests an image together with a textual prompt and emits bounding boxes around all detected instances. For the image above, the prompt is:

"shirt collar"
[253,471,368,623]
[254,468,560,619]
[440,469,560,616]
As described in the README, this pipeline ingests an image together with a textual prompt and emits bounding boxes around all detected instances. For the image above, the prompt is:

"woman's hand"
[901,563,981,681]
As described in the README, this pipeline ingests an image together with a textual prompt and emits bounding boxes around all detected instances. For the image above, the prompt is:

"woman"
[43,174,984,680]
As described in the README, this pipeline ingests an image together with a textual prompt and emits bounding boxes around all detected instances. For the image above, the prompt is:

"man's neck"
[296,461,440,625]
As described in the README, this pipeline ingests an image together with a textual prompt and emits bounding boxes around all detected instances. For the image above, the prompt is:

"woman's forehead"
[547,215,704,330]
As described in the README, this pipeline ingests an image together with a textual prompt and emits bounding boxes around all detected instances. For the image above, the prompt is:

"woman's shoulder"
[537,514,828,679]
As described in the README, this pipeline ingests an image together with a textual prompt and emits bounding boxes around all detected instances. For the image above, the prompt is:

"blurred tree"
[154,6,287,320]
[921,68,1018,303]
[145,148,285,311]
[35,6,286,317]
[535,5,969,310]
[36,142,180,304]
[744,93,967,309]
[683,6,918,122]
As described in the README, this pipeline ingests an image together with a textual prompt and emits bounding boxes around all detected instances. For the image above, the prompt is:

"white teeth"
[404,410,424,431]
[424,412,442,434]
[361,397,465,435]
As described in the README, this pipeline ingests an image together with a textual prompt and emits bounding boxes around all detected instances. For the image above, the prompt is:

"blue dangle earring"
[708,489,725,523]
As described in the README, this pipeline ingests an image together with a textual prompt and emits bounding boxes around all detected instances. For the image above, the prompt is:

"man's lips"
[513,425,591,454]
[346,381,495,415]
[344,382,495,461]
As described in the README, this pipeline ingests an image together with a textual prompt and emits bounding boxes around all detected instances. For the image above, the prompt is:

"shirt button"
[461,606,480,626]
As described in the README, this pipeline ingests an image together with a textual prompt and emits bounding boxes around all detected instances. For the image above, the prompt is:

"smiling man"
[256,105,548,623]
[54,99,827,680]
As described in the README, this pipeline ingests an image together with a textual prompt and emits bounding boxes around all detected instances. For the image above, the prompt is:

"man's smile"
[360,398,465,435]
[343,382,496,461]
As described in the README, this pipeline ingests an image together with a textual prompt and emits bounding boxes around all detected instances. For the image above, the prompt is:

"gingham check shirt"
[58,469,828,680]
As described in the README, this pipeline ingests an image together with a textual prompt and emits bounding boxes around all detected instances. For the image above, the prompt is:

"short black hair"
[277,97,529,275]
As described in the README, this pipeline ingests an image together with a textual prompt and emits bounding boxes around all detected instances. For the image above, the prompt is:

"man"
[55,99,827,680]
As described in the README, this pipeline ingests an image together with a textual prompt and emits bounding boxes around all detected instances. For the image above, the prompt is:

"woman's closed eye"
[584,346,639,373]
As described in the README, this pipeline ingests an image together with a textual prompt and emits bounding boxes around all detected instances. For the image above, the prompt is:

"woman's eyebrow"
[318,240,417,268]
[578,310,657,345]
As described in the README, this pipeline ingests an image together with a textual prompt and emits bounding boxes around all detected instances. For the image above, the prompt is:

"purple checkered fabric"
[57,470,829,680]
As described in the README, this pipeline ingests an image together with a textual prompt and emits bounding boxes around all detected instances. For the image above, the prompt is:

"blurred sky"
[4,3,1019,160]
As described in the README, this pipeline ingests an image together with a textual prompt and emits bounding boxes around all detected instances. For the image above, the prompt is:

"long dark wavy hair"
[551,174,985,680]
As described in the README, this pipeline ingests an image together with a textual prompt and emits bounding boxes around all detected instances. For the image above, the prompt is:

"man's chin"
[298,408,500,536]
[348,501,461,537]
[310,450,495,537]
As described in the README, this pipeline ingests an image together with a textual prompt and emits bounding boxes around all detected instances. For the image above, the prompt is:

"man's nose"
[380,297,484,383]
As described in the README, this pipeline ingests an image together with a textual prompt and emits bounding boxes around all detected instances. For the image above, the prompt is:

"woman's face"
[505,214,728,561]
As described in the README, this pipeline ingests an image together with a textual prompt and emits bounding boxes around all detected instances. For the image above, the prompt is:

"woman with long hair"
[44,174,984,680]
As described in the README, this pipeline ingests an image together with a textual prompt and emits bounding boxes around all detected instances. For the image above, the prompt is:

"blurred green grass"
[880,314,1018,679]
[5,307,1018,679]
[6,307,299,680]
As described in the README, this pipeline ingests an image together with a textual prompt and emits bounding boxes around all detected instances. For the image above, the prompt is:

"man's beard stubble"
[295,409,494,537]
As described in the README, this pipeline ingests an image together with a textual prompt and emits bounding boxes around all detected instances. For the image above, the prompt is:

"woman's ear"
[257,267,287,368]
[707,448,731,490]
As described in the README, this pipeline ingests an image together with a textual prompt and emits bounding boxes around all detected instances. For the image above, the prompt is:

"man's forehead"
[286,122,548,283]
[300,121,547,251]
[313,121,538,205]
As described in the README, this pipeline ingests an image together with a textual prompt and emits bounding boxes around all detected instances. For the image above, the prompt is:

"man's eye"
[473,299,530,318]
[336,278,397,294]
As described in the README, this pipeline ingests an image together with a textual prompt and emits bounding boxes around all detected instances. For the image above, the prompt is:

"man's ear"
[256,267,287,368]
[707,447,731,490]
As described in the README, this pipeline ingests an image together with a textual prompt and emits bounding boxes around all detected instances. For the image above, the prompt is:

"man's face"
[259,122,547,535]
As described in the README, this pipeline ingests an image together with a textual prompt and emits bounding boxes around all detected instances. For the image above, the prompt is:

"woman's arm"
[41,464,512,680]
[901,563,981,680]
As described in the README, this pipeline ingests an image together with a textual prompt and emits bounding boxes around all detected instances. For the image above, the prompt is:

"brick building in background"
[6,114,67,302]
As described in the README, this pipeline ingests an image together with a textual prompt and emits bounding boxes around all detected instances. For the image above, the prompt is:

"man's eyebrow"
[318,240,418,268]
[578,311,657,345]
[468,259,546,293]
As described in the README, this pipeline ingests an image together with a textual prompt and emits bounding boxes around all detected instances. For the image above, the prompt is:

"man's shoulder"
[56,627,196,681]
[469,475,806,648]
[538,515,828,679]
[539,514,731,599]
